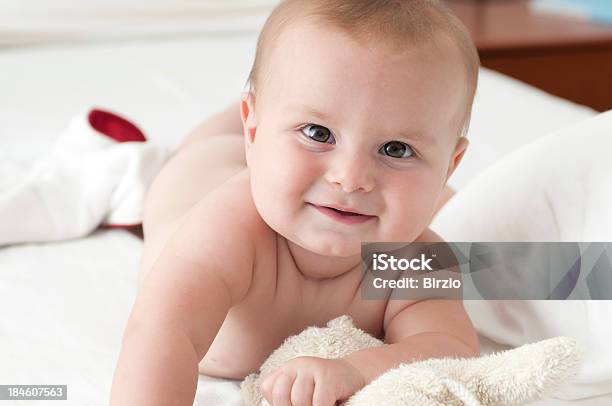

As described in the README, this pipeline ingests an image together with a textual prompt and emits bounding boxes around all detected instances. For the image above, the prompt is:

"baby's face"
[242,21,469,257]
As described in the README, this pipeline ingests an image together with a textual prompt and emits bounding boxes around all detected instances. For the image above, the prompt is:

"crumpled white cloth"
[0,108,172,246]
[242,316,582,406]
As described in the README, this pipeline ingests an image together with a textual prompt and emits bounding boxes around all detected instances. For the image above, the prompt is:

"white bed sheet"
[0,31,605,405]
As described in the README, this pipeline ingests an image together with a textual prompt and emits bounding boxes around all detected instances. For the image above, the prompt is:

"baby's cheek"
[256,144,314,207]
[387,202,428,241]
[278,147,321,190]
[383,180,439,237]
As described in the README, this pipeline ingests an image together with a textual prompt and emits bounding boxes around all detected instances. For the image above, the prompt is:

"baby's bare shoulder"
[167,169,273,303]
[201,169,271,238]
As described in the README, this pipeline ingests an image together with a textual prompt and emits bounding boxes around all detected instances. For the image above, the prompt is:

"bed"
[1,3,609,405]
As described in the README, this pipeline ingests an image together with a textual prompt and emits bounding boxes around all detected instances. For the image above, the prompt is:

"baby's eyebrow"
[394,130,434,146]
[285,104,331,122]
[285,104,434,145]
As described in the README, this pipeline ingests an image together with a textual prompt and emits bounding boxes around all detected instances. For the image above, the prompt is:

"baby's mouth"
[325,206,363,216]
[307,203,376,225]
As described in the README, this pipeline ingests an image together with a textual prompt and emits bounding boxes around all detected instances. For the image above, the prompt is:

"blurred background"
[0,0,278,45]
[0,0,610,111]
[445,0,612,112]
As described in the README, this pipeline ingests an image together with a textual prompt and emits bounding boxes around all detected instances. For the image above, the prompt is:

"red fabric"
[88,109,146,143]
[90,109,147,230]
[101,224,144,239]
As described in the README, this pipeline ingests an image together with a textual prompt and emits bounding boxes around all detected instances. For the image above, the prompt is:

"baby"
[110,0,481,405]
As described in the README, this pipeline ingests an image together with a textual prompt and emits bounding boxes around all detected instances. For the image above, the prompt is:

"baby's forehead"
[274,16,458,60]
[266,20,464,87]
[260,23,467,138]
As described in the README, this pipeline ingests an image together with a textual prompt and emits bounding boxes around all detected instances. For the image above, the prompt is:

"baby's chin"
[256,209,362,257]
[281,221,421,257]
[290,232,363,258]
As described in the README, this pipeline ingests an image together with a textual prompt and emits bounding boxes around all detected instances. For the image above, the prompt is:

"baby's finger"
[290,373,315,406]
[312,380,336,406]
[271,370,297,406]
[259,369,281,396]
[259,370,281,397]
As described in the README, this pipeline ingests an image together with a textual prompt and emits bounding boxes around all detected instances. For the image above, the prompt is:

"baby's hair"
[245,0,480,138]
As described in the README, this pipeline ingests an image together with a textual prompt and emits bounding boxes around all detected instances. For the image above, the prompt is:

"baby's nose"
[324,153,375,193]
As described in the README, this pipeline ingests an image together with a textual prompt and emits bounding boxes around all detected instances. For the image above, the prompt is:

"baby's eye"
[379,141,415,159]
[301,124,335,144]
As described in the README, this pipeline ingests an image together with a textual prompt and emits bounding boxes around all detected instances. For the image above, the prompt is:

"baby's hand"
[259,356,365,406]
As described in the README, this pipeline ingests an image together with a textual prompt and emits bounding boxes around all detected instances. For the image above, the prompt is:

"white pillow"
[431,110,612,401]
[448,69,595,190]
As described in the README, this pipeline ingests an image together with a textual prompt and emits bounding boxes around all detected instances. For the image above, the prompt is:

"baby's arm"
[341,228,479,384]
[109,183,256,405]
[341,299,479,385]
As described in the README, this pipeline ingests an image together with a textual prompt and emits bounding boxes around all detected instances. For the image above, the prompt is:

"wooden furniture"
[444,0,612,111]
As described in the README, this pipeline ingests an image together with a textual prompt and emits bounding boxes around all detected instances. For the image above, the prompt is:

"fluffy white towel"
[0,108,172,246]
[241,316,582,406]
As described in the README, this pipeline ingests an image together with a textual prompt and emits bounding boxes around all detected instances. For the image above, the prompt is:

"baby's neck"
[284,237,362,281]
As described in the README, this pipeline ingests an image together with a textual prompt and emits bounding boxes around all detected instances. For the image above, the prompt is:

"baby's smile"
[307,202,377,225]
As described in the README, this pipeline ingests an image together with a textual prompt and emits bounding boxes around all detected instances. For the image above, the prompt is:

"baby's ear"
[240,92,257,146]
[445,136,469,180]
